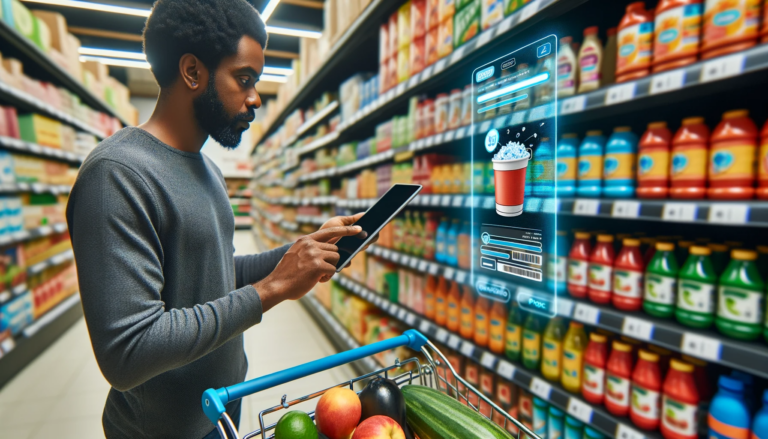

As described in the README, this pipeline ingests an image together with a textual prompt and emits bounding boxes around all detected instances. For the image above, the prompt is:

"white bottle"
[578,26,603,93]
[557,36,578,97]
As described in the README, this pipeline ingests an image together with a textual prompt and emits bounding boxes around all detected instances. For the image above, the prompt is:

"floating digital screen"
[471,35,558,317]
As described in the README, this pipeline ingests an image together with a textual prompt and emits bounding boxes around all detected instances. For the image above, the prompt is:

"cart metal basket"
[202,329,539,439]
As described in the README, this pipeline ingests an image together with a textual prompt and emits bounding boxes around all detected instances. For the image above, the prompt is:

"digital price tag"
[605,83,636,105]
[529,377,552,400]
[560,95,586,115]
[650,69,685,94]
[447,334,461,349]
[444,267,455,280]
[573,199,600,215]
[708,203,749,224]
[556,298,574,317]
[622,317,654,341]
[567,398,594,423]
[480,352,496,369]
[573,303,600,325]
[612,201,641,218]
[460,341,475,357]
[419,320,432,333]
[616,423,646,439]
[700,53,745,83]
[435,328,449,343]
[662,203,698,222]
[681,332,722,361]
[497,360,516,379]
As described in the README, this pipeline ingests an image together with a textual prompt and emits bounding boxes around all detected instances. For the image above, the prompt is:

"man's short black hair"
[143,0,268,88]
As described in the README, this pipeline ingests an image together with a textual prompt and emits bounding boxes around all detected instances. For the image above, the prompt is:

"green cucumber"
[401,385,512,439]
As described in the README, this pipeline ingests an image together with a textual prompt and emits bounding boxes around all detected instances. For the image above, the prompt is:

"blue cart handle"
[202,329,428,424]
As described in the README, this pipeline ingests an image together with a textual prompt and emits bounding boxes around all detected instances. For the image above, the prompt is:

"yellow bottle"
[561,321,587,393]
[451,163,463,194]
[541,317,565,381]
[447,281,461,333]
[435,277,448,326]
[488,300,507,354]
[459,285,475,339]
[474,294,490,348]
[432,165,444,194]
[462,162,472,194]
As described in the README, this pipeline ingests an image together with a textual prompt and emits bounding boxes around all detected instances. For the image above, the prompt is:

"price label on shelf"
[447,334,461,349]
[612,201,640,218]
[431,195,441,206]
[567,398,594,423]
[453,195,464,207]
[519,0,540,22]
[529,377,552,399]
[444,267,455,280]
[662,203,698,222]
[444,130,456,142]
[480,352,496,369]
[421,65,434,81]
[573,199,600,215]
[708,203,749,224]
[405,312,417,325]
[409,257,419,269]
[419,320,432,333]
[433,59,448,74]
[480,120,492,133]
[681,332,722,361]
[408,75,419,89]
[442,195,452,206]
[497,360,515,379]
[456,127,466,138]
[397,308,407,320]
[450,46,467,64]
[622,317,654,341]
[573,303,600,325]
[460,341,475,357]
[560,95,586,115]
[483,196,496,210]
[434,133,445,144]
[650,69,685,94]
[700,53,745,83]
[436,329,449,343]
[556,298,574,317]
[476,29,494,48]
[395,83,406,96]
[455,270,468,284]
[616,423,646,439]
[382,249,392,259]
[429,263,440,275]
[497,15,515,34]
[418,260,429,272]
[605,83,636,105]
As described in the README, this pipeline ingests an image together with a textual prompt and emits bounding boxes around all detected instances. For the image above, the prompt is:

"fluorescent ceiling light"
[263,66,293,75]
[260,74,288,83]
[261,0,281,21]
[21,0,151,17]
[266,25,321,39]
[79,47,146,60]
[79,55,150,69]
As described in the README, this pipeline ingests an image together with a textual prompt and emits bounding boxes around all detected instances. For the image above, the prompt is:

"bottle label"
[460,306,473,331]
[561,349,583,387]
[605,374,631,407]
[671,146,708,182]
[490,318,503,343]
[589,263,613,292]
[579,52,601,84]
[759,142,768,182]
[677,280,716,313]
[542,340,562,374]
[437,297,446,319]
[476,312,488,336]
[506,323,521,352]
[425,293,435,314]
[631,385,660,421]
[557,157,577,180]
[555,256,567,284]
[583,364,605,396]
[523,331,541,361]
[654,4,702,59]
[557,56,576,90]
[704,0,761,43]
[709,142,757,181]
[638,151,670,180]
[618,22,653,72]
[717,286,764,324]
[578,155,603,180]
[661,396,698,436]
[614,269,644,298]
[568,259,589,286]
[604,152,636,181]
[645,273,677,304]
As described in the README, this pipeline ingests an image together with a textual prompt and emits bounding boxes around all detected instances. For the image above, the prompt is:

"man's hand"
[320,213,379,248]
[253,225,362,312]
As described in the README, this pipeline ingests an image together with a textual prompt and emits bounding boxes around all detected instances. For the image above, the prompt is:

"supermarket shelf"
[0,182,71,195]
[0,293,82,388]
[363,244,768,379]
[285,100,340,147]
[28,249,74,275]
[0,21,129,126]
[333,274,656,439]
[0,81,106,139]
[0,136,85,164]
[0,222,67,248]
[299,293,381,376]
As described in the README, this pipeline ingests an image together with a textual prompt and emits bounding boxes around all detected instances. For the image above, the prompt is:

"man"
[66,1,365,437]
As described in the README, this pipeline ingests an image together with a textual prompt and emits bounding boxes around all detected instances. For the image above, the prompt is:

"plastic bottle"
[532,137,555,197]
[760,120,768,199]
[550,231,570,294]
[425,275,437,319]
[561,322,587,394]
[557,133,580,198]
[613,238,646,311]
[644,242,679,317]
[676,245,717,328]
[605,341,634,417]
[731,370,756,413]
[458,221,471,269]
[506,302,523,361]
[630,350,662,430]
[435,277,449,326]
[412,212,425,258]
[588,234,615,304]
[603,28,618,85]
[716,249,765,340]
[617,2,655,83]
[522,313,542,370]
[576,130,606,197]
[403,211,414,254]
[638,122,672,198]
[423,213,438,260]
[701,0,761,59]
[661,359,700,439]
[474,294,490,348]
[653,0,703,72]
[459,283,475,339]
[759,245,768,283]
[558,36,578,97]
[753,390,768,439]
[542,317,566,381]
[582,332,608,404]
[549,406,565,439]
[671,117,710,199]
[447,219,461,266]
[708,376,751,439]
[533,397,549,439]
[603,127,638,198]
[708,110,758,199]
[578,26,603,93]
[708,243,730,276]
[648,345,673,378]
[564,416,584,439]
[435,217,449,263]
[642,237,659,265]
[568,232,592,298]
[489,300,507,354]
[446,280,461,332]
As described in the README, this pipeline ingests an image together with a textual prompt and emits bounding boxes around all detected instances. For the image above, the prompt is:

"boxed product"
[437,19,454,58]
[31,10,67,53]
[379,24,389,64]
[427,0,440,28]
[0,106,20,139]
[388,13,398,56]
[0,291,33,335]
[17,114,62,148]
[397,1,412,49]
[481,0,504,30]
[8,0,51,53]
[397,46,410,83]
[457,0,474,9]
[439,0,455,22]
[411,0,427,39]
[426,26,439,65]
[410,36,425,75]
[0,150,14,184]
[454,0,480,47]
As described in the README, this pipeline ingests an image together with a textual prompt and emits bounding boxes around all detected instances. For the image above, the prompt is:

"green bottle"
[522,313,542,370]
[716,249,766,340]
[643,242,679,318]
[505,302,523,362]
[541,317,565,381]
[676,245,717,328]
[708,243,730,276]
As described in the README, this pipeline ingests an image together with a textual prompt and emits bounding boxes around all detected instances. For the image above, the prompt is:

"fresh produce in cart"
[315,387,362,439]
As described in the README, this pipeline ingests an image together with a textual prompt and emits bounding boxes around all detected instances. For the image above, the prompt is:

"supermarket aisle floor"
[0,230,353,438]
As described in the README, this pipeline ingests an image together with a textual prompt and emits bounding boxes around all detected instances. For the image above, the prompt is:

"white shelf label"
[397,308,407,320]
[456,127,466,138]
[452,195,464,207]
[433,59,447,74]
[700,53,745,83]
[497,360,516,379]
[605,83,636,105]
[429,263,440,275]
[460,341,475,357]
[616,423,646,439]
[395,83,406,96]
[622,317,654,341]
[436,328,449,343]
[497,15,515,34]
[405,312,417,325]
[556,298,574,317]
[444,267,455,280]
[444,130,456,142]
[419,320,432,333]
[418,260,429,271]
[650,69,685,94]
[450,46,467,64]
[476,29,494,48]
[530,377,552,399]
[708,203,749,224]
[409,257,419,269]
[480,120,492,132]
[447,334,461,349]
[431,195,441,206]
[567,398,594,423]
[441,195,452,206]
[455,270,468,284]
[434,133,445,144]
[421,65,434,81]
[480,351,496,368]
[483,196,496,210]
[681,332,722,361]
[519,0,540,22]
[662,203,698,222]
[612,201,641,218]
[561,95,586,115]
[573,199,600,215]
[408,75,419,89]
[573,303,600,325]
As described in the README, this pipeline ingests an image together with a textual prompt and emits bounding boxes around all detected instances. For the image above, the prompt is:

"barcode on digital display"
[512,251,542,266]
[498,263,542,281]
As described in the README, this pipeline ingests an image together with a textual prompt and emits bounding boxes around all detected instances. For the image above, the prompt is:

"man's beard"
[193,75,254,149]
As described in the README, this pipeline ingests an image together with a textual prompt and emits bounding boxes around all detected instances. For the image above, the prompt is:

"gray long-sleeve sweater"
[66,127,290,438]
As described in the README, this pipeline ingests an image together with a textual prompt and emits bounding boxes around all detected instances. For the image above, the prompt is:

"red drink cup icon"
[493,156,530,216]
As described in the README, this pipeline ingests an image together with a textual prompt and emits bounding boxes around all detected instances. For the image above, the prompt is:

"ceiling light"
[263,66,293,76]
[79,55,150,69]
[260,74,288,83]
[79,47,146,60]
[266,26,321,39]
[261,0,281,22]
[21,0,151,17]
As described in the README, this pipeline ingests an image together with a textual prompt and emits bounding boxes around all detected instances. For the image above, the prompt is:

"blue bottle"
[435,218,449,264]
[731,370,756,413]
[753,390,768,439]
[548,230,570,294]
[533,397,549,438]
[548,406,565,439]
[576,130,606,198]
[708,376,751,439]
[564,415,583,439]
[583,426,607,439]
[557,133,579,198]
[446,219,460,267]
[603,127,638,198]
[532,137,555,197]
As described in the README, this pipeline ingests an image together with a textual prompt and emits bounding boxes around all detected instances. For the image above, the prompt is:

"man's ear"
[179,54,209,91]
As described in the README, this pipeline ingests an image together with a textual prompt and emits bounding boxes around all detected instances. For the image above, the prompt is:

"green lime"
[274,411,318,439]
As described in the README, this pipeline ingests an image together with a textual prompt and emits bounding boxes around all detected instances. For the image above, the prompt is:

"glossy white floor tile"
[0,231,353,438]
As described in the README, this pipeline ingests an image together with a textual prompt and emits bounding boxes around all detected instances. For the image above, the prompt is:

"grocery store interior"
[1,0,768,438]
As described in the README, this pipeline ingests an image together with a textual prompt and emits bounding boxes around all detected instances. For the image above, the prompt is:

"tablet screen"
[335,184,422,271]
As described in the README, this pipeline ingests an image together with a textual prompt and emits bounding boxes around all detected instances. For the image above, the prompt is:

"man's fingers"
[308,225,363,242]
[319,249,341,265]
[315,242,338,252]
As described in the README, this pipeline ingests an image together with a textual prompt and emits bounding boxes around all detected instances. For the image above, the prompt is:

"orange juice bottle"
[617,2,655,83]
[652,0,703,72]
[758,119,768,199]
[459,284,475,339]
[670,117,710,199]
[702,0,761,59]
[488,300,507,354]
[708,109,757,199]
[447,280,461,332]
[637,122,672,198]
[425,274,437,319]
[474,294,490,348]
[435,277,449,326]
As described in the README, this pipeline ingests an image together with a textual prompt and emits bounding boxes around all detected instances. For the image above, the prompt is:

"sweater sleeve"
[233,244,291,288]
[67,159,264,392]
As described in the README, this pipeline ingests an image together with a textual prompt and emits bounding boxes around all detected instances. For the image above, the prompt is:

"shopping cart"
[202,329,539,439]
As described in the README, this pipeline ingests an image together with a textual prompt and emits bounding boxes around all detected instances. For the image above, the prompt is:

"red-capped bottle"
[708,110,757,199]
[567,232,592,298]
[661,360,700,439]
[638,122,672,198]
[617,2,655,83]
[588,234,615,304]
[582,332,609,404]
[630,350,662,430]
[670,117,710,199]
[613,238,645,311]
[605,341,634,417]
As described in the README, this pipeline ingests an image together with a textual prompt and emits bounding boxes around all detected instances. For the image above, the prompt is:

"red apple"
[315,387,361,439]
[351,415,405,439]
